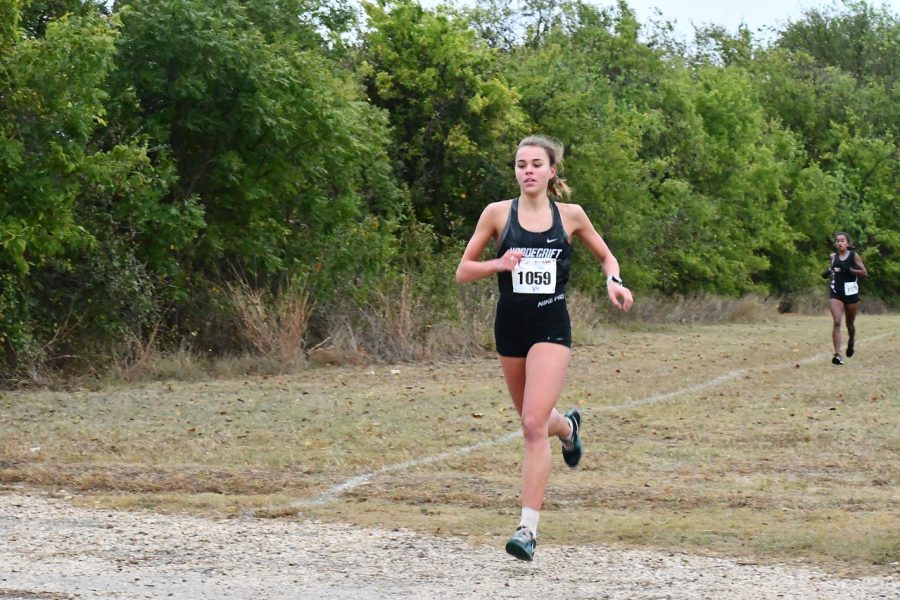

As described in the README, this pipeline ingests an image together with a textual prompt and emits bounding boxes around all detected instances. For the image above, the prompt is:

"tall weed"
[317,274,491,363]
[228,279,313,365]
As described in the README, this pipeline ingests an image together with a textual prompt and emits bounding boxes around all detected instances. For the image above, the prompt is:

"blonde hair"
[517,135,572,199]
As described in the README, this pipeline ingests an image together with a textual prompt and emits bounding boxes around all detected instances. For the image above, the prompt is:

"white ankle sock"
[519,507,540,537]
[563,415,575,443]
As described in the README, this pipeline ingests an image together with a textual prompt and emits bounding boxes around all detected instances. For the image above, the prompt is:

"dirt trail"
[2,492,897,600]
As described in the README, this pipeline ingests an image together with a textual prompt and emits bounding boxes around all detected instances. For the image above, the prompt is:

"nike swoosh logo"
[547,238,557,243]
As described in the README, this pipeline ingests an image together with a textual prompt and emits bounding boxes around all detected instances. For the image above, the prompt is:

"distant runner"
[823,232,868,365]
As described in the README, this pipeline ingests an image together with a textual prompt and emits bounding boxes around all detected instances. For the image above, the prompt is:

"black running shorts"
[494,295,572,357]
[829,289,859,305]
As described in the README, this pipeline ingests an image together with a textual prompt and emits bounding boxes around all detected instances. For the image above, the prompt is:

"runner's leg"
[829,299,844,355]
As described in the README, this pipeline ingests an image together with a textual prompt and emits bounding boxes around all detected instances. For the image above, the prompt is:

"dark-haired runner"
[824,232,868,365]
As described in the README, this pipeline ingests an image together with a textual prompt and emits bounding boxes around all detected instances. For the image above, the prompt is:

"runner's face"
[515,146,555,197]
[834,235,849,253]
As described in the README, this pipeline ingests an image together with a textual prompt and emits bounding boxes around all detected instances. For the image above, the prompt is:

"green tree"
[360,0,528,236]
[18,0,107,38]
[1,0,22,46]
[777,0,899,86]
[108,0,410,353]
[112,0,405,280]
[0,7,193,376]
[239,0,359,51]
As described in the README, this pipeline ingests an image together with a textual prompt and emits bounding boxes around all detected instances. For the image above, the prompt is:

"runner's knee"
[520,411,550,443]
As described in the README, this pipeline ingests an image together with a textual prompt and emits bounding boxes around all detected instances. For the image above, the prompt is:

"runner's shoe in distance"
[832,353,844,365]
[846,339,855,357]
[561,408,582,468]
[505,526,536,561]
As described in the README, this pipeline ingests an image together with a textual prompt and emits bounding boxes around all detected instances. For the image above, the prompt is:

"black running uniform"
[494,198,573,357]
[829,251,860,304]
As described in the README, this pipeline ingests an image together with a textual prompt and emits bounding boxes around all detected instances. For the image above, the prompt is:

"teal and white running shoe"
[505,526,536,561]
[561,407,582,468]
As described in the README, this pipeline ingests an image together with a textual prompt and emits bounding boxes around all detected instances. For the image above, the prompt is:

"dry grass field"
[1,313,898,576]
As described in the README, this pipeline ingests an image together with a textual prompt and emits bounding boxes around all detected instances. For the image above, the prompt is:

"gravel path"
[2,492,898,599]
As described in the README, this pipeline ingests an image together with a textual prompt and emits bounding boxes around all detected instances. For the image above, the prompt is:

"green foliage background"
[1,0,897,379]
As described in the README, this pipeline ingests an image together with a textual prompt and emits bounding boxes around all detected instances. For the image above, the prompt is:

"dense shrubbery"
[1,0,897,381]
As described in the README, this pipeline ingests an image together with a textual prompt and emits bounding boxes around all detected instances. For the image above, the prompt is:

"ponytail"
[548,174,572,199]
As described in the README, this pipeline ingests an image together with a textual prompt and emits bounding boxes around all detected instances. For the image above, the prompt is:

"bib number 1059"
[513,257,556,294]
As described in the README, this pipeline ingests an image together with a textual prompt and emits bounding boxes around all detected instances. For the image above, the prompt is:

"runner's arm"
[567,204,633,311]
[852,253,869,278]
[456,203,521,283]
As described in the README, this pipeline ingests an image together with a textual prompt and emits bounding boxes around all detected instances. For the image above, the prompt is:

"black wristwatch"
[606,274,624,286]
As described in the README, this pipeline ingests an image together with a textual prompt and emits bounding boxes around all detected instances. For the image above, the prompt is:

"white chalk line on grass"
[279,331,895,511]
[286,431,523,508]
[604,330,894,411]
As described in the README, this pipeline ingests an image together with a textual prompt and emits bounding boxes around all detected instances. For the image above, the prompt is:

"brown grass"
[228,279,312,364]
[780,288,893,315]
[613,292,779,323]
[2,314,898,575]
[319,275,493,363]
[71,291,780,385]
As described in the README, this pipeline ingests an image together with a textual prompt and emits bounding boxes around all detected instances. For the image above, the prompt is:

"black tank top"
[830,250,858,293]
[496,198,572,300]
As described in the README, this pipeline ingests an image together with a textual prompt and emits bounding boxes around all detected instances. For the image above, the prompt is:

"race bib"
[844,281,859,295]
[512,257,556,294]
